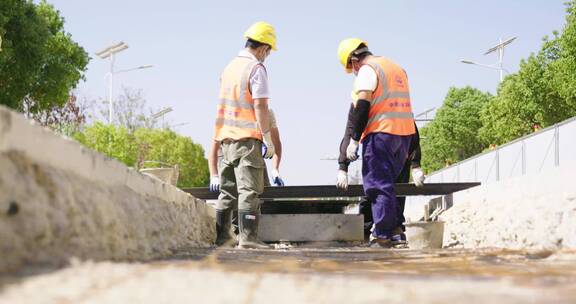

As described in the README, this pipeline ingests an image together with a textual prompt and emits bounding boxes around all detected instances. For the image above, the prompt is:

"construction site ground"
[1,246,576,304]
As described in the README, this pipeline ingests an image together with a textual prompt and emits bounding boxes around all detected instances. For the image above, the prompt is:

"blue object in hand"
[273,176,285,187]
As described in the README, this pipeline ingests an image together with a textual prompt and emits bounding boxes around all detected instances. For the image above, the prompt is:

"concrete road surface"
[1,247,576,304]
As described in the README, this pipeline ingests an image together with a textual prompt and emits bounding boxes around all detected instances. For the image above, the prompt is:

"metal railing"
[405,115,576,219]
[427,116,576,184]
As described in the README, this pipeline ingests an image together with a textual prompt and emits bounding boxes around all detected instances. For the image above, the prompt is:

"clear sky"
[44,0,566,185]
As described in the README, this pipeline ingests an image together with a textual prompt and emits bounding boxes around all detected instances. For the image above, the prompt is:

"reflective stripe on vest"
[360,57,416,141]
[214,56,263,141]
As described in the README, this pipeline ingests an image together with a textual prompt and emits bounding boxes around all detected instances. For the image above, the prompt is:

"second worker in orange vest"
[337,38,417,248]
[212,21,278,249]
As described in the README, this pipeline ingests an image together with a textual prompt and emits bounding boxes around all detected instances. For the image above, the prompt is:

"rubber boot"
[215,209,236,247]
[232,210,239,236]
[237,211,271,249]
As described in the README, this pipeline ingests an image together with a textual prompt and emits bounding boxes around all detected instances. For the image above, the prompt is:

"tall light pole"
[460,36,517,83]
[96,42,153,124]
[151,107,173,128]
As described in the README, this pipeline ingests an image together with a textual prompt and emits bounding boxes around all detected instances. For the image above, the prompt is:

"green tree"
[479,0,576,145]
[134,128,209,188]
[74,123,209,188]
[74,122,138,166]
[548,0,576,112]
[0,0,89,112]
[421,87,492,172]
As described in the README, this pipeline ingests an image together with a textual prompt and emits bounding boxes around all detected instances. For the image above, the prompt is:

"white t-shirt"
[238,50,270,99]
[353,65,378,93]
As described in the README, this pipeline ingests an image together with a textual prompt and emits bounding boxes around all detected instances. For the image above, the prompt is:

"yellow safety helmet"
[338,38,368,73]
[244,21,277,51]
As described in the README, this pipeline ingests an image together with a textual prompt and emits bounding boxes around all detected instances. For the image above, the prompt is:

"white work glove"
[411,167,425,187]
[346,139,360,161]
[262,131,275,159]
[336,170,349,190]
[271,169,285,186]
[209,175,220,192]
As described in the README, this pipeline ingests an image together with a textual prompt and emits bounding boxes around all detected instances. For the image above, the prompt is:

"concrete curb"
[440,165,576,249]
[0,106,215,272]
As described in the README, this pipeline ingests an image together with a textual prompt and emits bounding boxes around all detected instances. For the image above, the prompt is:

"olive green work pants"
[216,139,265,213]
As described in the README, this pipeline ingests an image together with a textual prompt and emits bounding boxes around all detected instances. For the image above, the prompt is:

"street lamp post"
[151,107,173,128]
[460,36,517,83]
[96,42,153,124]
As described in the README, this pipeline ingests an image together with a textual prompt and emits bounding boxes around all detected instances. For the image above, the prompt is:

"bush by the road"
[74,123,209,188]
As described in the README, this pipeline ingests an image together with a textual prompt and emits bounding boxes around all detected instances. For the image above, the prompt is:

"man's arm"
[254,99,275,158]
[271,126,282,171]
[208,139,222,192]
[350,90,373,141]
[208,139,220,177]
[409,124,422,168]
[254,98,271,134]
[338,104,355,171]
[250,65,275,158]
[408,124,425,187]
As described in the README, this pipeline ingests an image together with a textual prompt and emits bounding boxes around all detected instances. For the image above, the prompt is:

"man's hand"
[346,140,359,161]
[262,131,275,159]
[271,169,285,186]
[209,175,220,192]
[336,170,349,190]
[411,167,425,187]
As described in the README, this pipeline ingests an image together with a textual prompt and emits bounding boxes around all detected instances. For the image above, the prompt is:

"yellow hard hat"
[338,38,368,73]
[244,21,277,51]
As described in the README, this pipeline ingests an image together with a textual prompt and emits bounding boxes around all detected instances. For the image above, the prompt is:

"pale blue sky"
[45,0,566,185]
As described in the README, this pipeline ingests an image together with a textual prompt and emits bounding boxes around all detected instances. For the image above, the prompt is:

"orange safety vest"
[214,56,263,141]
[360,57,416,142]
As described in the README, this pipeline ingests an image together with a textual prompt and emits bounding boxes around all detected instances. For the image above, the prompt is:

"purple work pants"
[362,132,412,239]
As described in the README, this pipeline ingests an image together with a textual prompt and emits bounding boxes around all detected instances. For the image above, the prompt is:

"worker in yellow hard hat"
[336,38,418,248]
[211,21,277,249]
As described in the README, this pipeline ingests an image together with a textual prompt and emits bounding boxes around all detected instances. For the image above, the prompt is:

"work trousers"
[362,132,411,239]
[216,139,265,213]
[359,159,411,238]
[217,147,270,235]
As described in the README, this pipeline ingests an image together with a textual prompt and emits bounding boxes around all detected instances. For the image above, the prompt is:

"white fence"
[405,116,576,219]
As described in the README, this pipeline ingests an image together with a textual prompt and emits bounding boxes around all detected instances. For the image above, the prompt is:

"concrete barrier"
[0,106,215,273]
[259,214,364,242]
[440,165,576,249]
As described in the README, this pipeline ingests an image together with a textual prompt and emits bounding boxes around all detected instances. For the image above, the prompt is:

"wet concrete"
[1,247,576,303]
[164,246,576,280]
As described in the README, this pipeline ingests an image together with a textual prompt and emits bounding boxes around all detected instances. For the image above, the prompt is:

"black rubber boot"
[215,209,235,247]
[237,210,271,249]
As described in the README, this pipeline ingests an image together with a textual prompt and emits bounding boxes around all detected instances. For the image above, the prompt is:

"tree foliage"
[74,123,138,167]
[74,123,209,188]
[0,0,89,112]
[23,94,87,136]
[422,1,576,172]
[479,1,576,145]
[134,128,209,188]
[420,87,492,172]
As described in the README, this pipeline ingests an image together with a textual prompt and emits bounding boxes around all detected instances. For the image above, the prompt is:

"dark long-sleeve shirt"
[338,104,421,171]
